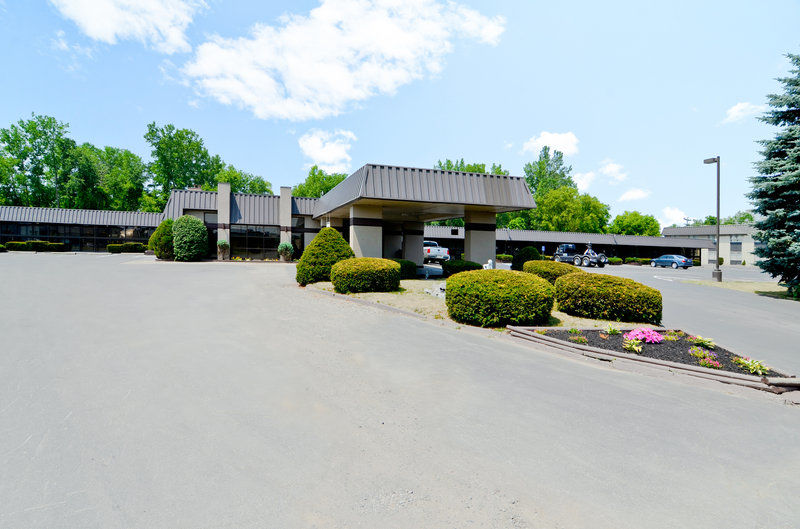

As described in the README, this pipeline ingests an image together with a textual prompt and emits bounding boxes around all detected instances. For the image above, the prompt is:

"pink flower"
[623,328,664,344]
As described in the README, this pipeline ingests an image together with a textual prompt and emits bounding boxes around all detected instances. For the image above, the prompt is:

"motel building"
[0,164,713,263]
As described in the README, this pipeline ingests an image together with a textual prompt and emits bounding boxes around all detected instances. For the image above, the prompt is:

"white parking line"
[653,275,674,282]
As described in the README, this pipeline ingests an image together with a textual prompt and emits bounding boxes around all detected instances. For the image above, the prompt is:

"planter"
[217,248,230,261]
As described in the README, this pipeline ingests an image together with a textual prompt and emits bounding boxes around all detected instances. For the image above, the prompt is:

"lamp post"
[703,156,722,282]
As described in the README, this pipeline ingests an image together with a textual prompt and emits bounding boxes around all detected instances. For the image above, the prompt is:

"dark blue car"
[650,254,693,269]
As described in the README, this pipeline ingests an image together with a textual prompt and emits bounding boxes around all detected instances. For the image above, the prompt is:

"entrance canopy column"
[402,222,424,266]
[464,210,496,266]
[349,204,383,258]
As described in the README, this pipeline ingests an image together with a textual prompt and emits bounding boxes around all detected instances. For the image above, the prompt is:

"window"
[230,224,280,259]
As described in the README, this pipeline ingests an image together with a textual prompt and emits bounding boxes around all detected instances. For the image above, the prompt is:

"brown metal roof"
[231,193,280,225]
[0,205,163,227]
[662,224,755,236]
[313,164,535,218]
[163,189,218,219]
[292,197,318,216]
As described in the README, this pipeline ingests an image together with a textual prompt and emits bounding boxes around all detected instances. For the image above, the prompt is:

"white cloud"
[50,29,94,71]
[521,131,579,156]
[659,206,687,228]
[298,129,357,173]
[183,0,505,121]
[573,171,595,192]
[618,188,651,202]
[599,159,627,184]
[49,0,206,54]
[722,102,766,124]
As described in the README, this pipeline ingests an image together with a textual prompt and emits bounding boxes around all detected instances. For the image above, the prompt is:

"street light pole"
[704,156,722,282]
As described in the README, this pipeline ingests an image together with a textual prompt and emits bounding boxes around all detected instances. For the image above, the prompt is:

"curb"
[507,326,799,394]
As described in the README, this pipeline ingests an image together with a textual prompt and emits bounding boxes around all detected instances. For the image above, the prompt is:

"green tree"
[202,164,273,194]
[144,122,224,208]
[748,53,800,296]
[608,210,661,236]
[523,146,575,200]
[532,187,610,233]
[98,147,147,211]
[293,165,347,198]
[61,143,109,210]
[723,210,755,225]
[431,159,509,227]
[0,113,71,207]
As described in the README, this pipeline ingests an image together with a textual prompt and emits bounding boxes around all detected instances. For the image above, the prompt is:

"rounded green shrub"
[554,273,662,325]
[446,269,555,327]
[607,257,623,265]
[390,258,417,279]
[107,244,123,254]
[5,241,28,251]
[295,227,355,286]
[108,242,146,253]
[149,219,174,260]
[331,257,401,293]
[522,260,584,284]
[495,254,513,263]
[0,243,6,252]
[173,215,208,261]
[277,241,294,260]
[442,259,482,277]
[511,246,543,271]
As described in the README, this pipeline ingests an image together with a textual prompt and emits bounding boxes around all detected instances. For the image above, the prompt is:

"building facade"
[662,224,758,265]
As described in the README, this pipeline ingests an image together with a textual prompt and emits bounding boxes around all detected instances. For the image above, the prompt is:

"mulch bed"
[545,329,787,378]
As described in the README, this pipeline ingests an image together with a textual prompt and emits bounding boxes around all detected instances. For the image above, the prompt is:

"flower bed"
[542,328,786,378]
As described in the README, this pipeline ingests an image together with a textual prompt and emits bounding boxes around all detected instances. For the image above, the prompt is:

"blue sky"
[1,0,798,225]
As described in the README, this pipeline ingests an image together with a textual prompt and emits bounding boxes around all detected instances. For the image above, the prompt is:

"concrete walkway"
[1,253,798,528]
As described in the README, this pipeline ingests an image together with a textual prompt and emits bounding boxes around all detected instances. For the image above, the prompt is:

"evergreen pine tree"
[748,53,800,296]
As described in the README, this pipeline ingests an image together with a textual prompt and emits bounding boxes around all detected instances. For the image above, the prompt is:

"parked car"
[553,243,607,267]
[423,240,450,264]
[650,254,693,269]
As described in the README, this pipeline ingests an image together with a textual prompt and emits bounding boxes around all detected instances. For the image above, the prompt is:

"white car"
[423,240,450,264]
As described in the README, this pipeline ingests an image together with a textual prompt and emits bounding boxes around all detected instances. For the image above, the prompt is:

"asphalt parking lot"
[583,264,800,374]
[1,253,799,528]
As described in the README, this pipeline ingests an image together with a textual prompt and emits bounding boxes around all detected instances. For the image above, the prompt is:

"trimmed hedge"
[554,273,662,325]
[495,254,513,263]
[522,260,584,284]
[446,269,555,327]
[391,258,418,279]
[331,257,401,293]
[296,227,355,286]
[173,215,208,261]
[718,257,724,265]
[692,259,701,267]
[149,219,174,260]
[0,243,5,252]
[607,257,623,265]
[107,242,147,253]
[442,259,482,277]
[511,246,543,271]
[4,240,66,251]
[624,257,653,265]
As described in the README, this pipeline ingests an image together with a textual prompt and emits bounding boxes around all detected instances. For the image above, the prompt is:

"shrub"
[108,242,146,253]
[718,257,724,265]
[149,219,174,260]
[0,243,5,252]
[295,227,355,285]
[5,241,28,251]
[26,240,49,251]
[217,240,230,250]
[390,258,418,279]
[331,257,401,293]
[554,273,662,325]
[446,269,555,327]
[173,215,208,261]
[46,242,66,252]
[522,260,584,284]
[511,246,543,271]
[692,259,701,267]
[441,259,482,277]
[607,257,623,265]
[278,241,294,260]
[495,253,513,262]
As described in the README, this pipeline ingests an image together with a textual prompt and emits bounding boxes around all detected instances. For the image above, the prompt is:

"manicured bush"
[331,257,401,293]
[624,257,654,265]
[495,254,513,263]
[45,242,66,252]
[108,242,146,253]
[149,219,174,260]
[446,269,555,327]
[0,243,6,252]
[4,240,66,251]
[554,273,662,325]
[391,258,418,279]
[441,259,482,277]
[173,215,208,261]
[27,240,49,251]
[511,246,543,271]
[295,227,355,286]
[522,260,584,284]
[5,241,28,250]
[692,259,701,267]
[607,257,623,265]
[718,257,724,265]
[278,241,294,260]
